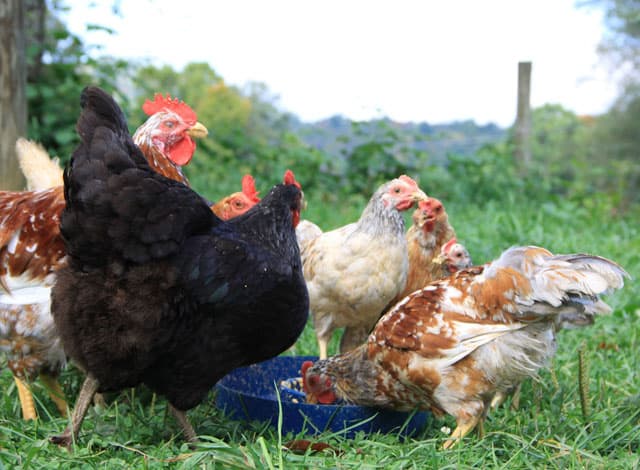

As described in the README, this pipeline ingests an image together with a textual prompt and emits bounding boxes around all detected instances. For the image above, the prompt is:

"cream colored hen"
[302,176,427,359]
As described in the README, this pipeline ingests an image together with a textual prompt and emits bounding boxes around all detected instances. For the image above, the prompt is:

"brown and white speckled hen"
[50,86,308,447]
[302,176,427,359]
[0,92,207,420]
[302,246,627,448]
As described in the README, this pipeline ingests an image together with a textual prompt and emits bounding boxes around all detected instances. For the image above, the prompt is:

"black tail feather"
[78,86,130,142]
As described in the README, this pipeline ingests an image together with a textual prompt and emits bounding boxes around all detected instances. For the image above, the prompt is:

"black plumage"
[51,86,309,446]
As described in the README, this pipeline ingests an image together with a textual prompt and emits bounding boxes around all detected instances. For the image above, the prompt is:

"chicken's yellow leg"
[39,373,68,417]
[443,415,482,449]
[490,391,507,410]
[510,383,522,411]
[14,376,37,420]
[317,336,329,360]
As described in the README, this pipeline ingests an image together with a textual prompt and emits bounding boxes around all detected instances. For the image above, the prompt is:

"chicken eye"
[393,187,401,194]
[164,120,176,128]
[234,201,244,208]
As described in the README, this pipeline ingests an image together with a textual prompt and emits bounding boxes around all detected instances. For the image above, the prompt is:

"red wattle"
[167,137,196,166]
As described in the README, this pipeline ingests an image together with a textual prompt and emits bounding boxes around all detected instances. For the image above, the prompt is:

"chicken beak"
[411,190,429,204]
[187,121,209,139]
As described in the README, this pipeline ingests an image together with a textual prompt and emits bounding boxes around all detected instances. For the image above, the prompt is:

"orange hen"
[302,246,627,448]
[394,197,457,305]
[0,93,207,420]
[211,175,261,220]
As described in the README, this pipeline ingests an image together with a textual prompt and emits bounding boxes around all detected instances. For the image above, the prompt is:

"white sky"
[62,0,619,127]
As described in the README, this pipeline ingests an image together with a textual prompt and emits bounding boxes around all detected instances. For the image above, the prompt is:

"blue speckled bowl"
[215,355,430,437]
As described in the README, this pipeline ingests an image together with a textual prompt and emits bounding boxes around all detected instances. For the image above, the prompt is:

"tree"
[0,0,27,189]
[580,0,640,208]
[585,0,640,78]
[24,1,129,166]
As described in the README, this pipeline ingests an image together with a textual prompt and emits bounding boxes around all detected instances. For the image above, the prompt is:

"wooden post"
[0,0,27,189]
[514,61,532,173]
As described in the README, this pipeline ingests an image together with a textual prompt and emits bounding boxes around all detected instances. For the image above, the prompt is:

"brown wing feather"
[0,188,66,287]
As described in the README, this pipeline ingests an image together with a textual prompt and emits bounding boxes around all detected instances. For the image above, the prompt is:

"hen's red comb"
[283,169,302,189]
[442,237,458,254]
[241,174,261,203]
[142,93,197,124]
[398,174,419,189]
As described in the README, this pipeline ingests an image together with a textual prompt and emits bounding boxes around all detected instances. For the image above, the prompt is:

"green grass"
[1,195,638,469]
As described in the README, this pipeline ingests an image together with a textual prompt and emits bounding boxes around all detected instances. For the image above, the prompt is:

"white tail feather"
[16,138,64,190]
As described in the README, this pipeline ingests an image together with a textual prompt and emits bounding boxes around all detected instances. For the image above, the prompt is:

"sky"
[61,0,619,127]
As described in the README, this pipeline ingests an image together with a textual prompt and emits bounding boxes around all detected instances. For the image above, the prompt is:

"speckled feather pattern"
[305,245,627,428]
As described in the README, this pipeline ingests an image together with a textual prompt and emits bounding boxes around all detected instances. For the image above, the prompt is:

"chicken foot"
[169,404,197,443]
[442,415,483,450]
[50,375,99,449]
[14,376,37,420]
[39,373,68,417]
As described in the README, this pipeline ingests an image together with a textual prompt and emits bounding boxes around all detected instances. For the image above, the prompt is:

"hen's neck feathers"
[133,116,188,185]
[314,344,386,406]
[355,185,406,238]
[227,185,301,259]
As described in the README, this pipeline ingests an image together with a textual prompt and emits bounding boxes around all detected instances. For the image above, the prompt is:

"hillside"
[292,115,506,164]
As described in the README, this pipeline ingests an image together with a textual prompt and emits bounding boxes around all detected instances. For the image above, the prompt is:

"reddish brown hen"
[391,197,457,308]
[302,246,627,449]
[0,93,207,420]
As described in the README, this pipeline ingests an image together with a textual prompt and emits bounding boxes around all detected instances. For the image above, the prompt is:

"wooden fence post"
[0,0,27,189]
[514,61,532,173]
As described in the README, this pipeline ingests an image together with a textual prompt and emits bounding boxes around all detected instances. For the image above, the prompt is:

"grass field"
[0,195,638,469]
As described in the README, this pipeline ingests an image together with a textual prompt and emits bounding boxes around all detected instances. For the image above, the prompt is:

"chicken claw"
[443,415,482,450]
[15,376,37,421]
[51,375,99,450]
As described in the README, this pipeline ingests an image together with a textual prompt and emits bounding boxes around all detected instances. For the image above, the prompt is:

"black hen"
[50,86,309,447]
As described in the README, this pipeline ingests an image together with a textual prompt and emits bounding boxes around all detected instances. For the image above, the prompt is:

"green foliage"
[342,120,421,196]
[585,83,640,209]
[584,0,640,73]
[25,1,130,164]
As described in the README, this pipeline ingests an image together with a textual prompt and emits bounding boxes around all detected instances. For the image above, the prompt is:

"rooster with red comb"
[0,90,208,421]
[134,93,208,184]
